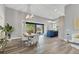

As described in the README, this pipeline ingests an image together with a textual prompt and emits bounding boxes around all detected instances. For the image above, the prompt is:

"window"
[52,23,58,31]
[47,21,58,31]
[25,22,44,34]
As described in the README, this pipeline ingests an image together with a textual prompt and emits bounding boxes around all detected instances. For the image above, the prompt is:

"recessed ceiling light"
[54,9,57,12]
[48,21,52,23]
[48,21,56,23]
[38,8,41,10]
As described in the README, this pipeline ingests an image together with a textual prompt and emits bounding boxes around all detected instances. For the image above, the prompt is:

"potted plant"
[0,23,14,39]
[27,30,33,35]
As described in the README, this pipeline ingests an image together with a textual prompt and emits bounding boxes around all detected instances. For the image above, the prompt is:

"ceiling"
[5,4,67,20]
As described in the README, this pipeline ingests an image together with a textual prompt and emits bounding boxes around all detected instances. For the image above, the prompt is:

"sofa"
[47,30,58,37]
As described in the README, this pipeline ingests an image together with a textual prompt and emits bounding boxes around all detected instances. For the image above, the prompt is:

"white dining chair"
[29,34,39,46]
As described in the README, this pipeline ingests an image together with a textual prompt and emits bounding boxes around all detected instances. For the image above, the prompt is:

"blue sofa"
[47,30,58,37]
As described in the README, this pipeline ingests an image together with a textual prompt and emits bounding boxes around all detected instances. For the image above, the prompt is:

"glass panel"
[52,23,58,31]
[36,25,44,34]
[25,22,44,35]
[25,23,35,34]
[47,21,58,31]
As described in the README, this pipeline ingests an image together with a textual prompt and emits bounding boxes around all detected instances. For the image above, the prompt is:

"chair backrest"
[31,34,39,44]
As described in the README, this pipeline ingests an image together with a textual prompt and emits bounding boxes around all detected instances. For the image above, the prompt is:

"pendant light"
[25,4,34,20]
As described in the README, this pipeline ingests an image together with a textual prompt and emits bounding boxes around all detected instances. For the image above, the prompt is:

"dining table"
[23,33,37,46]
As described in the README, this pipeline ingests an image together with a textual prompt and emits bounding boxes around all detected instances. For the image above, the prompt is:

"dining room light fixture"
[25,4,34,20]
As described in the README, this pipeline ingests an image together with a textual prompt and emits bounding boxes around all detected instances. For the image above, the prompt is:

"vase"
[8,34,11,39]
[5,33,11,39]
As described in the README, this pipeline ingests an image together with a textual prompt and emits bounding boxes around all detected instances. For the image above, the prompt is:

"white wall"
[0,5,5,26]
[64,4,79,40]
[0,5,5,38]
[58,16,64,39]
[5,7,23,37]
[5,7,50,37]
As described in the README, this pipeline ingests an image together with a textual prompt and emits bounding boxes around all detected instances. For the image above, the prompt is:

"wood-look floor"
[5,36,79,54]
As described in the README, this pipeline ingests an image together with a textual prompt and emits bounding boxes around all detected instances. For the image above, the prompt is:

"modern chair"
[30,34,39,46]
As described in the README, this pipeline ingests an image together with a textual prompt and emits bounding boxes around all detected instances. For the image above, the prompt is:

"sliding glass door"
[25,22,44,34]
[36,24,44,34]
[25,23,36,34]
